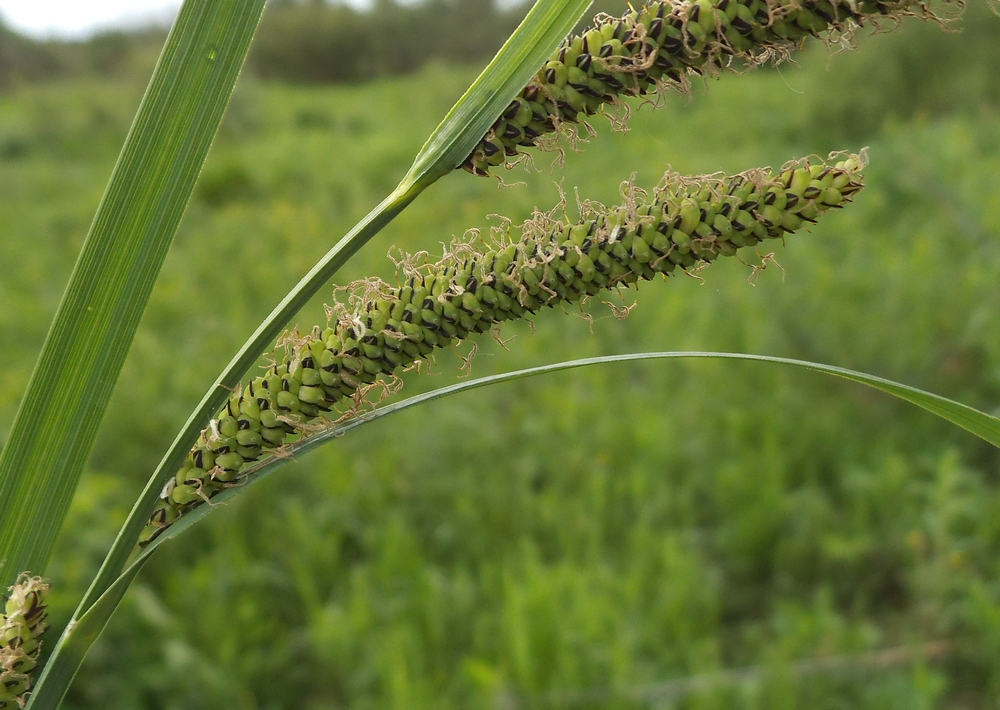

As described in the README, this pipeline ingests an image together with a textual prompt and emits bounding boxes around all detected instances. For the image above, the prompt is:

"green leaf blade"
[0,0,267,587]
[54,349,999,707]
[126,351,1000,562]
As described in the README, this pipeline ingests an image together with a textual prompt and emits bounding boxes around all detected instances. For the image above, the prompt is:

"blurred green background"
[3,1,1000,707]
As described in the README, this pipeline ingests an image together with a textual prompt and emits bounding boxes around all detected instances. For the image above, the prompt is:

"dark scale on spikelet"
[137,153,866,547]
[461,0,954,176]
[0,574,49,710]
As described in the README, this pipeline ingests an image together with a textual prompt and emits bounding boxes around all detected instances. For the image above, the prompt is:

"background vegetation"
[3,1,1000,707]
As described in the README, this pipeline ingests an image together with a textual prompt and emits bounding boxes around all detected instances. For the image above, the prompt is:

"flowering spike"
[138,153,865,547]
[461,0,952,175]
[0,574,49,709]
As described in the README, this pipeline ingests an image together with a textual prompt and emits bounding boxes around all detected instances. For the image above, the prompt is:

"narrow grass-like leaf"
[0,0,267,590]
[14,0,268,705]
[122,350,1000,565]
[58,350,997,706]
[36,0,593,702]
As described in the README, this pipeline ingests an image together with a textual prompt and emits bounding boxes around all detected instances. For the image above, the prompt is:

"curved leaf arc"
[52,350,999,706]
[132,350,1000,566]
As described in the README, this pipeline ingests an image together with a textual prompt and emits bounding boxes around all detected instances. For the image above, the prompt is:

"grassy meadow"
[3,5,1000,708]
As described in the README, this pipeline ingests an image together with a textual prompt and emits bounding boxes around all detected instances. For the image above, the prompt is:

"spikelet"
[0,574,49,710]
[138,153,865,547]
[461,0,952,176]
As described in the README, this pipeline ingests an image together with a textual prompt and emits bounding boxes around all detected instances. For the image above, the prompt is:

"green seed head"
[1,574,50,708]
[137,153,865,548]
[461,0,954,176]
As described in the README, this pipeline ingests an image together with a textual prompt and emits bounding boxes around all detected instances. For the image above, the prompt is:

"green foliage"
[798,2,1000,143]
[0,20,167,87]
[3,3,1000,708]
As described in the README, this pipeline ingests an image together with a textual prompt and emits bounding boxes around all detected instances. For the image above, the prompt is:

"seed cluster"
[462,0,937,176]
[0,575,49,710]
[139,155,864,547]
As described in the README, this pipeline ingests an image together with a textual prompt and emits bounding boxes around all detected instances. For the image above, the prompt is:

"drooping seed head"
[137,152,865,548]
[0,574,49,709]
[461,0,956,176]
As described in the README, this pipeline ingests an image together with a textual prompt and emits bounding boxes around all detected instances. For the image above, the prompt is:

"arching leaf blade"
[128,350,1000,565]
[63,350,997,707]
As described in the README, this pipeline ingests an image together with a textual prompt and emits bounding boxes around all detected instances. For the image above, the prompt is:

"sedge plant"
[0,0,997,706]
